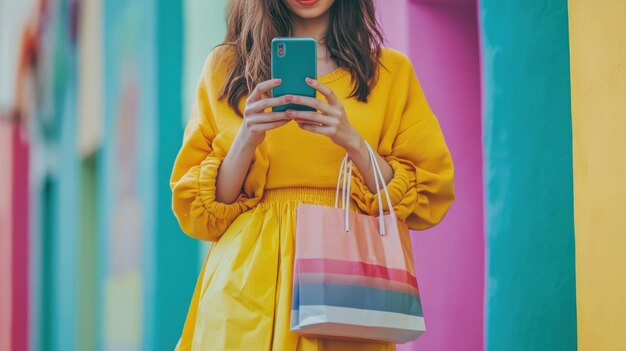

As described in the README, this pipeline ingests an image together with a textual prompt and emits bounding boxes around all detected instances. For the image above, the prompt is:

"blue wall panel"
[154,0,199,348]
[51,0,79,348]
[479,0,577,350]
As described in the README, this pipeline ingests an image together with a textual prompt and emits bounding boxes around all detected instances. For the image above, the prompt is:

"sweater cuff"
[350,156,418,221]
[196,156,256,220]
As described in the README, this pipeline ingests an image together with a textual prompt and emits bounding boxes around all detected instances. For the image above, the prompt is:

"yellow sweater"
[170,46,454,242]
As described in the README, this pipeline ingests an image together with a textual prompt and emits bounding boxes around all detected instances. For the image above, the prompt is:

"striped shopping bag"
[290,143,425,344]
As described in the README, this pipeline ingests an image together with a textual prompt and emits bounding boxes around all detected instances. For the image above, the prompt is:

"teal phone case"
[271,37,317,112]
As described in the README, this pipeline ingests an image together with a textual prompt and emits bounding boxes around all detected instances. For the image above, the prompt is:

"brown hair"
[219,0,385,116]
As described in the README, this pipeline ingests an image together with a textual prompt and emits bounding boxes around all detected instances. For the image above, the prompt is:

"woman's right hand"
[239,78,294,147]
[215,79,292,204]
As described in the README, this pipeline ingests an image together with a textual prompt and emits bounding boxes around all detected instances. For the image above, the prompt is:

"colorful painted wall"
[1,0,199,349]
[1,0,625,350]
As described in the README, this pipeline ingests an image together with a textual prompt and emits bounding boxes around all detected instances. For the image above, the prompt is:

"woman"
[170,0,454,350]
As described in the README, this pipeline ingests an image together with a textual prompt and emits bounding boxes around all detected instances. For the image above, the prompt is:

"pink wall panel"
[376,0,410,54]
[11,125,29,351]
[0,120,13,351]
[377,1,484,350]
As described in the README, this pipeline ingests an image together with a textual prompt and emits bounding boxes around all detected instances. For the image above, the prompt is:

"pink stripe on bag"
[296,271,420,296]
[295,258,418,288]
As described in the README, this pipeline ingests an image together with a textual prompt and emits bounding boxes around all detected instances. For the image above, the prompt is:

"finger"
[252,120,290,132]
[248,79,282,103]
[245,95,294,115]
[297,121,333,135]
[289,95,338,115]
[306,77,339,107]
[245,112,288,124]
[286,110,335,126]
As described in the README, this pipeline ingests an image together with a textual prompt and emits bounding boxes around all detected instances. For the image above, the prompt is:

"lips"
[295,0,320,6]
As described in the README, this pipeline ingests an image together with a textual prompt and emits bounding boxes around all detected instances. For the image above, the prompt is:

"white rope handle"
[364,143,397,230]
[334,155,349,208]
[334,154,352,232]
[344,161,352,232]
[334,142,397,235]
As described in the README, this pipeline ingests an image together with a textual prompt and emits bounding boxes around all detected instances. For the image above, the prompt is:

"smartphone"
[271,37,317,112]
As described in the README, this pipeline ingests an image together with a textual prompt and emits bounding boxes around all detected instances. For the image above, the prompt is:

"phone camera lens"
[278,43,285,57]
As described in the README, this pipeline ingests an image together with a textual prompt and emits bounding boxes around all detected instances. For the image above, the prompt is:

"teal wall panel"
[78,155,99,351]
[54,80,79,351]
[51,0,80,348]
[138,0,158,349]
[479,0,577,350]
[154,0,199,349]
[40,178,57,351]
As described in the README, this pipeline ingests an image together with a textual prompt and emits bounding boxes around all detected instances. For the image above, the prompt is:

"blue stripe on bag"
[293,283,423,316]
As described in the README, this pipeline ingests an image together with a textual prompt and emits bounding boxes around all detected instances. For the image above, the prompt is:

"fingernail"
[275,79,282,84]
[305,77,313,84]
[286,109,293,115]
[284,95,293,102]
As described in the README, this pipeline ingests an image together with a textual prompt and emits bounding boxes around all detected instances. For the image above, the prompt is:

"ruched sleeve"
[350,53,455,230]
[170,50,268,241]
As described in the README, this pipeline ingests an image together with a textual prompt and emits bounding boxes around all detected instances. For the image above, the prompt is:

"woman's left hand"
[285,77,362,151]
[287,77,395,192]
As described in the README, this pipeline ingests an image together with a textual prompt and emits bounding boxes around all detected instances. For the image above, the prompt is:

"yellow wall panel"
[569,1,626,349]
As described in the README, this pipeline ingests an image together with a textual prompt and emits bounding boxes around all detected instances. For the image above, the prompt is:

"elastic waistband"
[260,187,362,212]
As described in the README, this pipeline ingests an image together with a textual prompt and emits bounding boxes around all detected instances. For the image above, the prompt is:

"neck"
[291,12,330,43]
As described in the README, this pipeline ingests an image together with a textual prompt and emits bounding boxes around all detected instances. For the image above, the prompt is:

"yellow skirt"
[176,187,396,351]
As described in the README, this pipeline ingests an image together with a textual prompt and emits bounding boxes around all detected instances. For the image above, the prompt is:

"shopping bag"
[290,142,425,344]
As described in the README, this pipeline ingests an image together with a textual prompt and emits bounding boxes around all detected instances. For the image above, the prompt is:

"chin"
[283,0,335,19]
